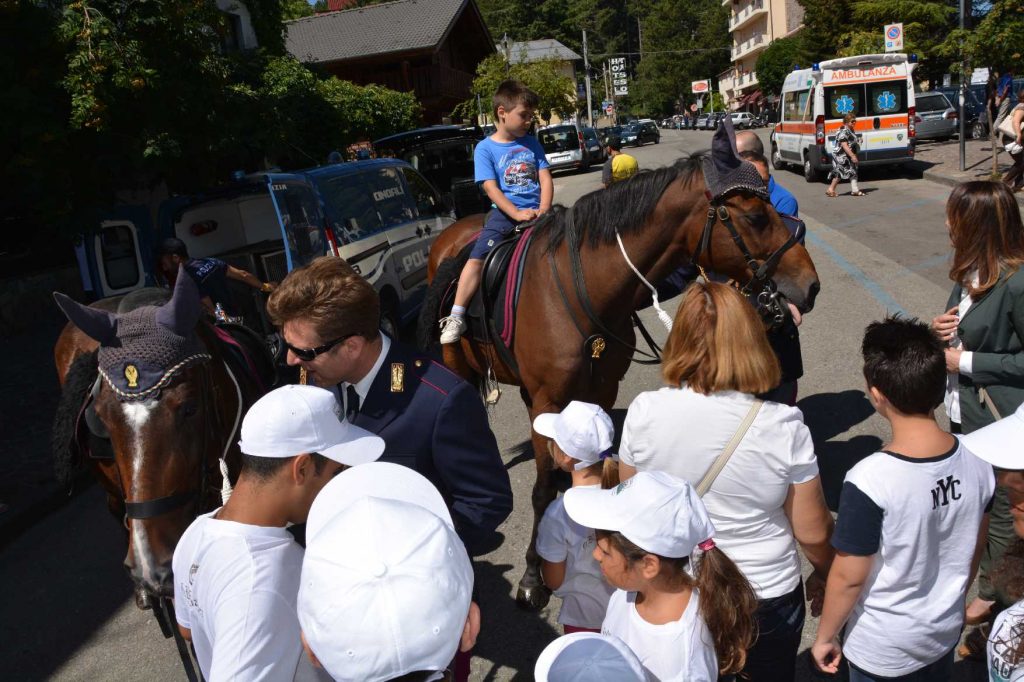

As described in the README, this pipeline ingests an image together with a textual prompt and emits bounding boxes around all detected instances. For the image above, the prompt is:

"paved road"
[0,129,986,681]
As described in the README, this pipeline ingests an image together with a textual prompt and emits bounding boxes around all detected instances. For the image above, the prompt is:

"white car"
[730,112,755,129]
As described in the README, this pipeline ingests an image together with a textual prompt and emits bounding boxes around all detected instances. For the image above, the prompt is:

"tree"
[454,53,576,124]
[841,0,955,82]
[756,36,804,98]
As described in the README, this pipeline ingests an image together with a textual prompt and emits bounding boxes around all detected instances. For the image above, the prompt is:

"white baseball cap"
[963,403,1024,470]
[237,384,384,466]
[298,462,474,682]
[533,401,615,470]
[535,632,649,681]
[563,471,716,558]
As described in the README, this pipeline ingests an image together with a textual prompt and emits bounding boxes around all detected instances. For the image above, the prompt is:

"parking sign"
[884,23,903,52]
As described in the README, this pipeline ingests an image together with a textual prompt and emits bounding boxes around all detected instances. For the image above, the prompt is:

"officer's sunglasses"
[284,333,357,361]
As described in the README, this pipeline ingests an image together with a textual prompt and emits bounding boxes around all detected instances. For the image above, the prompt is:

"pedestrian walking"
[997,69,1016,127]
[297,462,479,682]
[999,92,1024,191]
[601,136,638,188]
[930,181,1024,655]
[534,401,619,635]
[618,281,833,681]
[811,316,994,681]
[439,79,553,344]
[564,471,758,681]
[826,113,864,197]
[172,385,384,682]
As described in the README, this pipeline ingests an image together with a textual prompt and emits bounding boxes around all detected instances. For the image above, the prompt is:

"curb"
[921,168,1024,206]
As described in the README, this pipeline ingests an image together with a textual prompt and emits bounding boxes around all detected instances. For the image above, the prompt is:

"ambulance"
[770,53,917,182]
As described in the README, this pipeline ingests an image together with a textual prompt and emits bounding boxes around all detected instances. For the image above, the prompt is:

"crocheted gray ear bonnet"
[701,116,770,202]
[54,268,210,400]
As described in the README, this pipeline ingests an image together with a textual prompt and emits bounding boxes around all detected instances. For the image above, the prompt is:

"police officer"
[265,256,513,554]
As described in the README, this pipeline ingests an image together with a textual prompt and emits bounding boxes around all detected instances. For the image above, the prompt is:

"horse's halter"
[692,200,805,330]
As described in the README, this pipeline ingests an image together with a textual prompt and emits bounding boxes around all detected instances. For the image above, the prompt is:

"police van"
[770,53,917,182]
[81,159,451,335]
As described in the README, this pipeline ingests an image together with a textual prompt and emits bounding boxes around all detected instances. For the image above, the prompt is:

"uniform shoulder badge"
[390,363,405,392]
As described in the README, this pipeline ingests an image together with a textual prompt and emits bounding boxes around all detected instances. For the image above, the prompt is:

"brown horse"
[419,152,820,609]
[51,273,264,627]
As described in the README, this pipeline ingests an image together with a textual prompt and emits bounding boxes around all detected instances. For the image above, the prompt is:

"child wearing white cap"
[564,470,757,681]
[172,384,384,682]
[535,631,650,681]
[297,461,479,682]
[534,401,619,634]
[962,404,1024,681]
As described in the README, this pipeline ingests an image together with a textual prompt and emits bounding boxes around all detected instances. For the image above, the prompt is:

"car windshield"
[538,126,579,153]
[624,125,639,132]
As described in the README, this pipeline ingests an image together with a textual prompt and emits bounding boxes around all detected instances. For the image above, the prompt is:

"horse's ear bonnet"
[701,116,770,202]
[54,267,210,400]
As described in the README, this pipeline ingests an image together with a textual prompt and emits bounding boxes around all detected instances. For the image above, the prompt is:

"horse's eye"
[181,402,199,418]
[746,213,770,230]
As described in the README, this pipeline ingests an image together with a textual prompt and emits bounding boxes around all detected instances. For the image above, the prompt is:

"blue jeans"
[469,209,518,259]
[741,582,806,682]
[848,647,954,682]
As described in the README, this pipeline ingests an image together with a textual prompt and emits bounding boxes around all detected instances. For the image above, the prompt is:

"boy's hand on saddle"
[514,208,539,222]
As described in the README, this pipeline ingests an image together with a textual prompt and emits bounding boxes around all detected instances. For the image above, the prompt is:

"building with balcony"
[285,0,494,124]
[722,0,804,109]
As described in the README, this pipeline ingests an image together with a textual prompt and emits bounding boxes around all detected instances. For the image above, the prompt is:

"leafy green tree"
[840,0,955,81]
[454,53,576,123]
[281,0,315,20]
[942,0,1024,75]
[797,0,852,62]
[756,36,804,97]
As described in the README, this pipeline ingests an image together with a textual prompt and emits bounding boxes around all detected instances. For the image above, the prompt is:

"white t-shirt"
[989,600,1024,681]
[832,440,995,677]
[601,588,718,682]
[536,487,615,628]
[173,510,323,681]
[619,386,819,598]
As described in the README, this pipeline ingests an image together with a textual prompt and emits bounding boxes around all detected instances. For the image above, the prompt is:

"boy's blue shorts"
[470,209,519,260]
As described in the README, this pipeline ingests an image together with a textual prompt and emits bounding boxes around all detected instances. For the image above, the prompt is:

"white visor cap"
[298,462,474,682]
[563,471,715,558]
[963,403,1024,470]
[533,401,614,470]
[237,384,384,466]
[535,632,650,682]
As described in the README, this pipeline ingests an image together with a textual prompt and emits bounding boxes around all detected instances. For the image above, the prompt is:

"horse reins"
[692,202,805,329]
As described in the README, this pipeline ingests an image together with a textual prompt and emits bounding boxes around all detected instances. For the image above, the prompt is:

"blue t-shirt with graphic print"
[474,135,549,211]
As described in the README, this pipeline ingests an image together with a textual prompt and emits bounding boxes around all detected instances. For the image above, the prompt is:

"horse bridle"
[692,201,805,329]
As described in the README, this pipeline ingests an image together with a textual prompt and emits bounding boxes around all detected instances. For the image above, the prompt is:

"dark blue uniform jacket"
[350,339,513,554]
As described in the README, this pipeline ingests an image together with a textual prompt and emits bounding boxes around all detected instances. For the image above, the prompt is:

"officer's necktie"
[345,385,361,422]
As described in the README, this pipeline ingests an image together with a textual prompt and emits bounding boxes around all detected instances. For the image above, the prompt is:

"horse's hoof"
[135,586,154,610]
[515,584,551,611]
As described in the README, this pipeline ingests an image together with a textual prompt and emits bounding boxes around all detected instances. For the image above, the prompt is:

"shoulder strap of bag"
[979,387,1003,421]
[696,399,763,497]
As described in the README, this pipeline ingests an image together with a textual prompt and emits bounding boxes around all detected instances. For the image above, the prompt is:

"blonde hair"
[661,282,779,394]
[266,256,380,341]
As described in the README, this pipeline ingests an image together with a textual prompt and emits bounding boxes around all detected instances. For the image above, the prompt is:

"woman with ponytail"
[563,470,758,680]
[534,401,620,634]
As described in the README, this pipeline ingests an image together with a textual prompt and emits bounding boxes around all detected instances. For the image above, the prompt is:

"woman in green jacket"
[932,180,1024,649]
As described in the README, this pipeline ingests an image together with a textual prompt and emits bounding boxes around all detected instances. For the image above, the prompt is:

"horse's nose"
[806,280,820,312]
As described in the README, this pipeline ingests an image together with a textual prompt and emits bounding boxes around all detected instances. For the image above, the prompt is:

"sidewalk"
[912,136,1018,191]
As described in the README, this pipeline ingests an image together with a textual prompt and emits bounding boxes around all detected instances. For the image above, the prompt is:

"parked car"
[582,127,607,163]
[914,91,958,141]
[702,112,727,130]
[82,159,450,335]
[597,125,623,145]
[538,123,591,172]
[620,120,661,146]
[935,84,989,139]
[730,112,756,129]
[695,113,710,129]
[373,125,488,218]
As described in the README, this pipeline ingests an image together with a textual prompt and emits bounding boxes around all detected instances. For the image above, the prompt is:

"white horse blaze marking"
[120,400,160,586]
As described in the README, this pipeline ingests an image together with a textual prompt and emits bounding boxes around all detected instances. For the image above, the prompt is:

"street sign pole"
[958,0,966,171]
[583,29,593,127]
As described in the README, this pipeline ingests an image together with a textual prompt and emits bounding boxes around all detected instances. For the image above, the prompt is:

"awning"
[737,89,764,107]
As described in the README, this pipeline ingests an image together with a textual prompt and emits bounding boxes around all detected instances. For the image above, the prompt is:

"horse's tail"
[51,349,98,490]
[416,246,472,356]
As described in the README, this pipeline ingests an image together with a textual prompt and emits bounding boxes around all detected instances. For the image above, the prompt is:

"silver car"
[538,123,590,172]
[914,92,958,141]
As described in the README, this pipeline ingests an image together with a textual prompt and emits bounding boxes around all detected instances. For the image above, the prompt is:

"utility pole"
[502,33,511,77]
[583,30,593,127]
[637,17,643,59]
[958,0,966,171]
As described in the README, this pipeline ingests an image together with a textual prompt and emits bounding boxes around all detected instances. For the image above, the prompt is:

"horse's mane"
[51,349,98,489]
[537,153,706,252]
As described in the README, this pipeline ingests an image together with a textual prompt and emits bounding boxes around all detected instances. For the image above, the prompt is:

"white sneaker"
[439,316,467,344]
